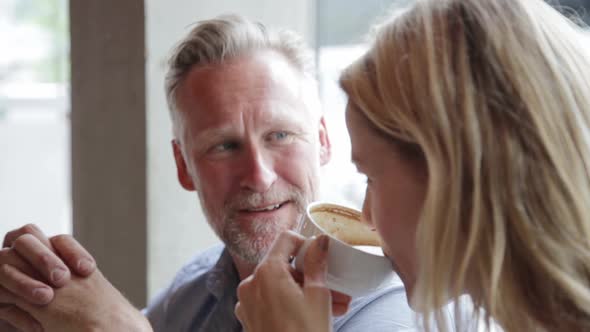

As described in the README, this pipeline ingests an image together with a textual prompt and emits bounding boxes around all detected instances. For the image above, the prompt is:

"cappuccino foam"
[311,207,381,247]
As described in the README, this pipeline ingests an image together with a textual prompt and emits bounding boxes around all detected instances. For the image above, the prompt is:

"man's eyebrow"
[266,110,308,130]
[195,125,235,143]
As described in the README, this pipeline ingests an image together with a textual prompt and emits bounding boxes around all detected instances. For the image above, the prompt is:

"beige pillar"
[70,0,147,307]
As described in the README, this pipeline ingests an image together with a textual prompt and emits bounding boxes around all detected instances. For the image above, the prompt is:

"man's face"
[173,51,331,264]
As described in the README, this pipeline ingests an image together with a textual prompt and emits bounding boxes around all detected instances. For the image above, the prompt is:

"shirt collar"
[206,248,240,299]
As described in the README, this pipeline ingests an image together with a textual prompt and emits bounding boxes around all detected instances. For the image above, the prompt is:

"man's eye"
[267,131,293,143]
[211,141,239,152]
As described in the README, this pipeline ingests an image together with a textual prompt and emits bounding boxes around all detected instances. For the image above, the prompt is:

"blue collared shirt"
[145,245,417,331]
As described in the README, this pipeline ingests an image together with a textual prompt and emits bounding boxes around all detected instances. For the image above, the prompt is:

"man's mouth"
[241,202,287,213]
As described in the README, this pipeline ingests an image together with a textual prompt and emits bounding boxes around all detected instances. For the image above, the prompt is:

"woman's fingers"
[11,234,71,288]
[289,267,304,286]
[236,231,306,328]
[235,232,334,332]
[330,291,352,316]
[302,235,332,321]
[234,301,245,328]
[240,230,307,297]
[50,235,96,277]
[302,235,329,288]
[301,237,351,316]
[264,230,306,263]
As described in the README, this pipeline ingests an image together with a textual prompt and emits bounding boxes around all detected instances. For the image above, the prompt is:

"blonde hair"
[165,14,316,134]
[340,0,590,330]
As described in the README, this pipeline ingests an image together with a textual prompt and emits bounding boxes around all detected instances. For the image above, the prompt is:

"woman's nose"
[360,190,374,229]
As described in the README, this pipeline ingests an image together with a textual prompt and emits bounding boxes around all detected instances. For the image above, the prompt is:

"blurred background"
[1,0,589,307]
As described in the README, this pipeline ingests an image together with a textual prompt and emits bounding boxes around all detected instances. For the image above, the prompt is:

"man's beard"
[200,185,308,264]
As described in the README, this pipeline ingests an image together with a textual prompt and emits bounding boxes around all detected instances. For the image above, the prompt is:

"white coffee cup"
[294,202,395,297]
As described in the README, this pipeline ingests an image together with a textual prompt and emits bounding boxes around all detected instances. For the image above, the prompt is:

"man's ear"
[172,140,196,191]
[318,116,331,166]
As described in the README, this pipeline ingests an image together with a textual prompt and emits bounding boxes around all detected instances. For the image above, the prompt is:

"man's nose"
[239,146,277,192]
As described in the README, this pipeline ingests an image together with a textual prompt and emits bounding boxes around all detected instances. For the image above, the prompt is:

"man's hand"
[0,224,97,331]
[1,234,151,332]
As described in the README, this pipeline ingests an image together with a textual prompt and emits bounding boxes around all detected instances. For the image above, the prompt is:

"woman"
[235,0,590,330]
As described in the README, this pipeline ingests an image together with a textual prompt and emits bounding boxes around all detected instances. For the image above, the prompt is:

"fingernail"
[318,235,329,251]
[51,267,67,284]
[32,287,52,304]
[77,258,95,274]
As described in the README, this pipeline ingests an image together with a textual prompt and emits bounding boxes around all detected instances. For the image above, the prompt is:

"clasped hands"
[0,224,151,332]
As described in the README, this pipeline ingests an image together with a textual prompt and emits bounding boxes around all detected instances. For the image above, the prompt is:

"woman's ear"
[172,140,196,191]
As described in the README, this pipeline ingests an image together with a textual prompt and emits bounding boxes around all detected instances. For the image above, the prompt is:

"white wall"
[145,0,316,298]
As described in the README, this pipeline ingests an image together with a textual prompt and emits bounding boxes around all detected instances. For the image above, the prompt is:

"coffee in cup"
[294,202,394,297]
[309,204,381,252]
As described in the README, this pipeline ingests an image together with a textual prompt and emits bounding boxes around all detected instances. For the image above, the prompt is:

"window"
[315,0,590,210]
[316,0,403,209]
[0,0,71,237]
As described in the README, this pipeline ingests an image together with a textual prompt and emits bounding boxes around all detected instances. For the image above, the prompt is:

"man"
[0,15,415,331]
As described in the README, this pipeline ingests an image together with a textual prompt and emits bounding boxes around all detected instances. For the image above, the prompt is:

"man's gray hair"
[165,14,316,114]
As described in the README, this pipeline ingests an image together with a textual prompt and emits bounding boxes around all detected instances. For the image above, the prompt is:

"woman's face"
[346,103,428,301]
